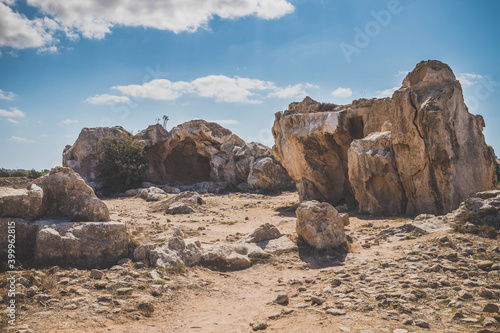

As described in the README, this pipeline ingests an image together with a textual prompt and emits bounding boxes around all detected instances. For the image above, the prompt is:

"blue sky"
[1,0,499,170]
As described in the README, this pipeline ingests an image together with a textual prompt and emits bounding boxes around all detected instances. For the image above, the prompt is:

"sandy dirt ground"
[2,189,500,333]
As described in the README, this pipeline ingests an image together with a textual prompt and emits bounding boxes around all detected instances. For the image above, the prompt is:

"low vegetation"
[97,133,148,195]
[0,168,49,178]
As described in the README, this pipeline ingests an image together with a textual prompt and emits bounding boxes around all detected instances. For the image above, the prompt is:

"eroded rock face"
[34,221,129,268]
[273,60,497,215]
[296,201,348,249]
[247,157,295,192]
[38,167,109,221]
[63,126,128,188]
[391,60,497,214]
[273,98,392,205]
[348,131,406,215]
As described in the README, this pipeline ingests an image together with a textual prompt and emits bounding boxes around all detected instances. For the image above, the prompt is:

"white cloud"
[0,89,15,100]
[0,107,25,117]
[7,118,19,124]
[111,75,317,104]
[36,45,58,54]
[112,80,193,101]
[375,86,399,98]
[0,2,55,49]
[59,119,79,125]
[191,75,269,103]
[268,83,319,99]
[208,119,239,125]
[9,136,35,143]
[85,94,130,105]
[457,73,484,87]
[397,70,409,76]
[331,87,352,98]
[26,0,294,39]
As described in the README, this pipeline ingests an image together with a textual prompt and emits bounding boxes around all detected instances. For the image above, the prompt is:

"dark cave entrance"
[164,139,212,183]
[348,116,364,139]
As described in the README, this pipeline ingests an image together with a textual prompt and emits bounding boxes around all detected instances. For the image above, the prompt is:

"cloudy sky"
[1,0,499,169]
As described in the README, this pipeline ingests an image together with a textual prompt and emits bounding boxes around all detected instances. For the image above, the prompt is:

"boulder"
[151,191,205,214]
[450,190,500,231]
[242,223,281,243]
[37,167,109,221]
[295,201,348,249]
[273,60,497,215]
[33,221,129,268]
[136,186,167,202]
[148,228,202,267]
[0,184,44,220]
[63,126,128,188]
[165,202,196,215]
[348,131,406,215]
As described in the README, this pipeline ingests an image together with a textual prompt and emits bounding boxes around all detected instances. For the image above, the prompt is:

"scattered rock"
[274,294,289,305]
[250,320,268,331]
[243,223,281,243]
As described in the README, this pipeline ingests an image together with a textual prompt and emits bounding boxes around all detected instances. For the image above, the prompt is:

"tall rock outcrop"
[63,126,128,188]
[390,60,496,214]
[273,60,497,215]
[63,121,293,192]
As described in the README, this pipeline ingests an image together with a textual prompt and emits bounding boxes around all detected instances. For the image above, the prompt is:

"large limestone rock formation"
[63,121,293,192]
[63,126,128,188]
[390,61,496,214]
[0,167,127,269]
[273,97,392,205]
[273,60,497,215]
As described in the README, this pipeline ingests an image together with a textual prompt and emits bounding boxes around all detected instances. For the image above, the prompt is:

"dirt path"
[5,191,500,333]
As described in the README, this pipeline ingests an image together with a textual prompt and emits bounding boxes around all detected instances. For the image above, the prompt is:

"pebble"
[250,320,268,331]
[274,294,289,305]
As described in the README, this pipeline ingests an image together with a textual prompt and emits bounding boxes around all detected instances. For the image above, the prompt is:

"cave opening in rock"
[348,116,364,139]
[164,139,212,184]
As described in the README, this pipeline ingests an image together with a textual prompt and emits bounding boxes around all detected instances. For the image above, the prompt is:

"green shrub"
[97,133,148,195]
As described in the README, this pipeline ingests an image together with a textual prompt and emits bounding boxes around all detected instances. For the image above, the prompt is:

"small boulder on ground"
[243,223,281,243]
[136,186,167,202]
[295,200,348,249]
[151,191,205,215]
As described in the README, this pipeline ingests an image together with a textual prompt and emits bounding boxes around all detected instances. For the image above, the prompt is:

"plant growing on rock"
[97,133,148,195]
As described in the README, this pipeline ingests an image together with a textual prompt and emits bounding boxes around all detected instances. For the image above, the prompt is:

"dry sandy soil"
[2,187,500,333]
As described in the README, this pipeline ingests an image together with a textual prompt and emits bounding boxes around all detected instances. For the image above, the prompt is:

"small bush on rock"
[97,133,148,195]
